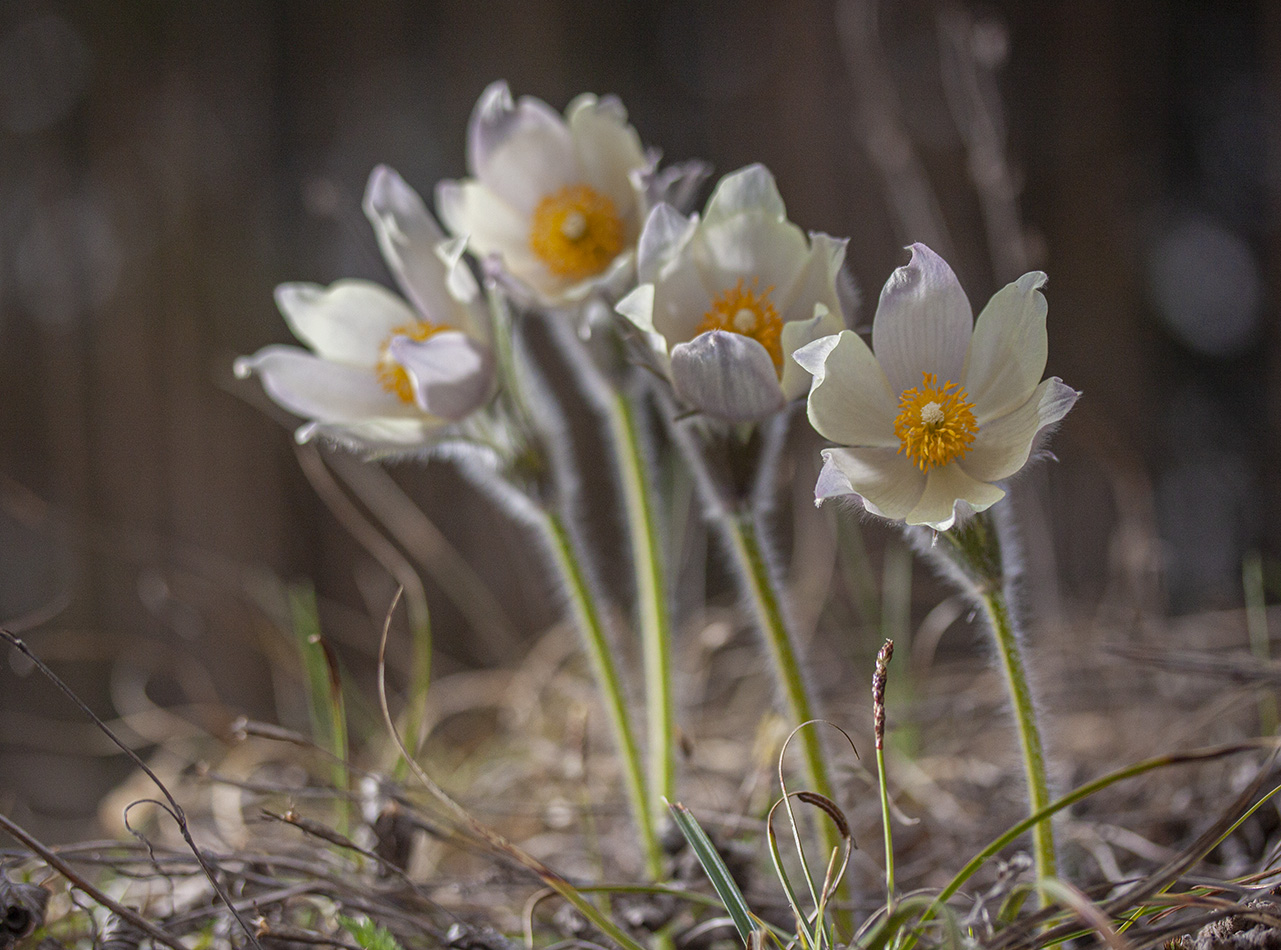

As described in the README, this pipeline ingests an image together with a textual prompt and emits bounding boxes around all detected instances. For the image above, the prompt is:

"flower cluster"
[238,82,1076,526]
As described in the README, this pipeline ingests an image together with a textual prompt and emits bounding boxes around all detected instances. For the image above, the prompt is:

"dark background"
[0,0,1277,839]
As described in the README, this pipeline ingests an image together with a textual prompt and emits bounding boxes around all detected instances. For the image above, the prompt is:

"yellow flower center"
[376,321,445,405]
[695,278,784,373]
[528,184,625,281]
[893,371,978,471]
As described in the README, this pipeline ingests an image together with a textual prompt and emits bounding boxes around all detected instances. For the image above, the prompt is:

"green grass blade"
[668,801,759,946]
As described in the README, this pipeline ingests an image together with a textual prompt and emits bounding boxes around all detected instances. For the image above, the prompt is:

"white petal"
[960,378,1079,483]
[648,247,721,345]
[818,447,927,521]
[797,329,899,448]
[298,418,442,450]
[388,331,494,421]
[363,166,484,334]
[778,232,847,325]
[872,243,973,395]
[964,270,1049,423]
[670,330,784,421]
[779,303,846,402]
[467,81,576,213]
[274,280,417,365]
[567,93,647,215]
[435,179,529,257]
[906,464,1006,530]
[703,164,787,226]
[236,345,416,422]
[635,203,697,284]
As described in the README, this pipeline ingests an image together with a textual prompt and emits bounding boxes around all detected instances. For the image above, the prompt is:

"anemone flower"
[236,166,493,452]
[615,164,846,423]
[436,81,656,307]
[795,243,1078,530]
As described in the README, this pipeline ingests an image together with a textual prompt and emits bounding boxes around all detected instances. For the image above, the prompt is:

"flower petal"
[703,163,787,225]
[467,81,576,213]
[235,345,416,422]
[364,166,484,333]
[297,418,442,450]
[670,330,785,421]
[779,302,846,402]
[274,280,418,366]
[906,464,1006,530]
[436,179,529,259]
[964,270,1049,423]
[817,447,927,520]
[872,243,972,395]
[635,203,697,284]
[959,377,1079,483]
[567,93,647,215]
[696,166,809,289]
[388,331,494,421]
[796,329,899,447]
[778,232,847,325]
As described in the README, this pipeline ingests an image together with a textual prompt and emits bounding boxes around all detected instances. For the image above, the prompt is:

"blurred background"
[0,0,1277,842]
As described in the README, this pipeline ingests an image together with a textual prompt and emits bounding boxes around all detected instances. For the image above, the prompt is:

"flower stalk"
[608,389,677,830]
[538,506,664,879]
[930,510,1056,887]
[872,638,895,910]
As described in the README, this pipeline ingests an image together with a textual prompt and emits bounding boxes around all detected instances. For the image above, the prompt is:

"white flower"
[436,80,652,307]
[615,164,847,422]
[795,244,1079,531]
[236,166,494,452]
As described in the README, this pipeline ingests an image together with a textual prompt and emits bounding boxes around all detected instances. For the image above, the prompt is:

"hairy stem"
[539,507,663,879]
[723,512,839,860]
[608,390,676,836]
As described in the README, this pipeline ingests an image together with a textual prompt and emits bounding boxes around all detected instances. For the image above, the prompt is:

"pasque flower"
[436,81,653,307]
[615,164,847,422]
[236,166,494,451]
[795,243,1078,530]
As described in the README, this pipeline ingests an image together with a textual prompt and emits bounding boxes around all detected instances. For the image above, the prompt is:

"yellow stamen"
[528,184,624,281]
[695,278,784,373]
[893,371,978,471]
[376,321,445,404]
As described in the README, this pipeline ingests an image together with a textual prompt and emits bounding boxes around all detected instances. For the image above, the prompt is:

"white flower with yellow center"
[436,81,652,307]
[615,164,847,422]
[795,244,1079,530]
[236,166,494,451]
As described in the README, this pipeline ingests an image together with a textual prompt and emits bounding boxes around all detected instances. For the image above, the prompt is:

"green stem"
[540,508,664,879]
[723,512,839,860]
[607,390,676,840]
[978,586,1056,885]
[876,745,894,909]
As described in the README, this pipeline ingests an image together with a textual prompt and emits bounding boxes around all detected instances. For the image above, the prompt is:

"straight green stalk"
[540,507,664,880]
[607,391,676,835]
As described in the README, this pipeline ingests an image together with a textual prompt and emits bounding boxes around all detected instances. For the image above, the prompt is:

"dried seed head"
[873,639,894,750]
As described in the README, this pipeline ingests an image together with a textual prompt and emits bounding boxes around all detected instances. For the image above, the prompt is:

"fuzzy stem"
[607,390,676,833]
[978,574,1056,885]
[723,512,838,854]
[538,507,664,880]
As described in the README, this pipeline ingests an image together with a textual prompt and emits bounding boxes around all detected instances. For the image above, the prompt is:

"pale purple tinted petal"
[670,330,785,421]
[819,447,927,521]
[797,329,899,448]
[274,280,416,366]
[905,464,1006,530]
[872,243,972,395]
[467,81,575,213]
[635,203,696,284]
[388,331,494,421]
[235,346,414,422]
[964,270,1049,423]
[364,166,481,329]
[959,378,1079,483]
